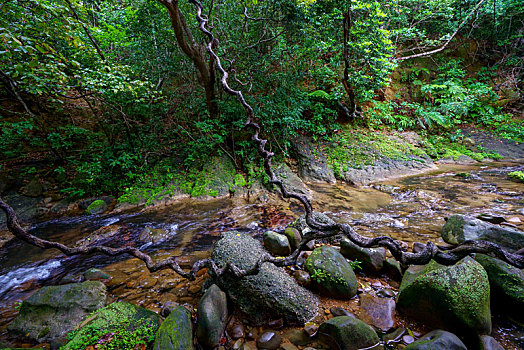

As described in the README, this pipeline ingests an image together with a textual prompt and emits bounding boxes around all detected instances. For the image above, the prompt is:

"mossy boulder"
[397,257,491,335]
[404,330,467,350]
[85,199,108,215]
[8,281,107,344]
[305,246,358,299]
[340,238,386,273]
[474,254,524,319]
[63,302,162,350]
[153,305,193,350]
[211,232,318,325]
[441,215,524,251]
[317,316,380,350]
[196,284,228,349]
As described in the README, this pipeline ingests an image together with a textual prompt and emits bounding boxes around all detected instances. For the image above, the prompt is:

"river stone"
[85,199,108,215]
[284,227,302,250]
[211,232,318,325]
[83,268,111,281]
[474,254,524,318]
[340,238,386,273]
[404,330,467,350]
[384,258,403,280]
[153,305,193,350]
[257,331,282,350]
[305,246,358,299]
[263,231,291,256]
[358,294,396,332]
[8,281,107,343]
[317,316,380,350]
[197,284,228,349]
[397,257,491,335]
[478,335,504,350]
[441,215,524,251]
[294,270,311,287]
[63,302,161,350]
[292,212,336,235]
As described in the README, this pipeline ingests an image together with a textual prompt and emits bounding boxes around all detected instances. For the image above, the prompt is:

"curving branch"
[1,0,524,289]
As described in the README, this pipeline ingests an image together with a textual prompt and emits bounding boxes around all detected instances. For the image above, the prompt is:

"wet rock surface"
[153,305,192,350]
[196,284,228,349]
[404,330,467,350]
[358,294,396,332]
[317,315,380,350]
[340,238,386,273]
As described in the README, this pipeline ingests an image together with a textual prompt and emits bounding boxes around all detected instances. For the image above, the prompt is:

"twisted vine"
[1,1,523,288]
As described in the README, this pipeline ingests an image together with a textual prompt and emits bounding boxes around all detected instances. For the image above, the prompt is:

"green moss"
[85,200,107,214]
[509,171,524,183]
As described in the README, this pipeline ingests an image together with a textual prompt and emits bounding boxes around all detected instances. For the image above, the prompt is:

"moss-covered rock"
[441,215,524,251]
[404,330,467,350]
[153,305,193,350]
[397,257,491,335]
[85,199,108,215]
[317,316,379,350]
[8,281,107,344]
[211,232,318,325]
[305,246,358,299]
[63,302,162,350]
[474,254,524,319]
[263,231,291,256]
[284,227,302,251]
[340,238,386,273]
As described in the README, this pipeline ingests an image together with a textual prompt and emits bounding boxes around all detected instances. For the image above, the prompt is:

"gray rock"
[293,270,311,287]
[153,305,193,350]
[397,257,491,335]
[230,324,244,339]
[340,238,386,273]
[329,307,354,318]
[197,284,228,349]
[317,316,380,350]
[83,268,111,281]
[274,162,312,200]
[405,330,467,349]
[305,246,358,299]
[292,135,336,184]
[479,335,504,350]
[358,294,396,332]
[474,254,524,319]
[383,258,403,280]
[292,212,336,235]
[63,302,161,350]
[441,214,524,251]
[263,231,292,256]
[211,232,318,325]
[8,281,107,343]
[257,331,282,350]
[284,227,302,250]
[283,329,311,346]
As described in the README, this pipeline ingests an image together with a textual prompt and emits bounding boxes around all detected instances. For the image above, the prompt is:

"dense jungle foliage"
[1,0,523,198]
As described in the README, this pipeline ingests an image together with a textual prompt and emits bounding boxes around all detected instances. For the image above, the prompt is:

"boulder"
[340,238,386,273]
[478,335,504,350]
[153,305,193,350]
[441,215,524,251]
[196,284,228,349]
[474,254,524,318]
[404,330,467,350]
[263,231,291,256]
[317,316,380,350]
[85,199,108,215]
[284,227,302,250]
[62,302,161,350]
[305,246,358,299]
[384,258,403,280]
[358,294,396,332]
[291,136,336,184]
[397,257,491,335]
[211,232,318,325]
[274,163,312,200]
[8,281,107,344]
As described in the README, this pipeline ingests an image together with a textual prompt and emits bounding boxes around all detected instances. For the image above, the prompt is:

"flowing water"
[0,162,523,348]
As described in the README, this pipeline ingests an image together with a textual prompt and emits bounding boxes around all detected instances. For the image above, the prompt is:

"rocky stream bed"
[0,161,523,350]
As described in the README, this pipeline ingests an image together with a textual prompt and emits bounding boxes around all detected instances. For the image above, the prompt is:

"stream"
[1,162,523,348]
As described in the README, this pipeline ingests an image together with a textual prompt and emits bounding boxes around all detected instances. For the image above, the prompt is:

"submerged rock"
[211,232,318,325]
[305,246,358,299]
[154,305,193,350]
[8,281,107,344]
[441,214,524,251]
[340,238,386,273]
[474,254,524,318]
[196,284,228,349]
[404,330,467,350]
[397,257,491,335]
[317,316,380,350]
[139,226,171,244]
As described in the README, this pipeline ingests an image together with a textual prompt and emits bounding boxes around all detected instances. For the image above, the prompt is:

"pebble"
[329,307,354,317]
[403,335,415,344]
[232,339,243,349]
[268,318,284,329]
[377,288,396,298]
[257,331,282,350]
[293,270,311,287]
[303,324,318,337]
[231,324,245,339]
[280,343,299,350]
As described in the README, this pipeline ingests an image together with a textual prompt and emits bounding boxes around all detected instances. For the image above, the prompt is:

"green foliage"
[508,171,524,183]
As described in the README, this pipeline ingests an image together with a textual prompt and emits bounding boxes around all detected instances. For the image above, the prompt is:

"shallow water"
[0,162,523,347]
